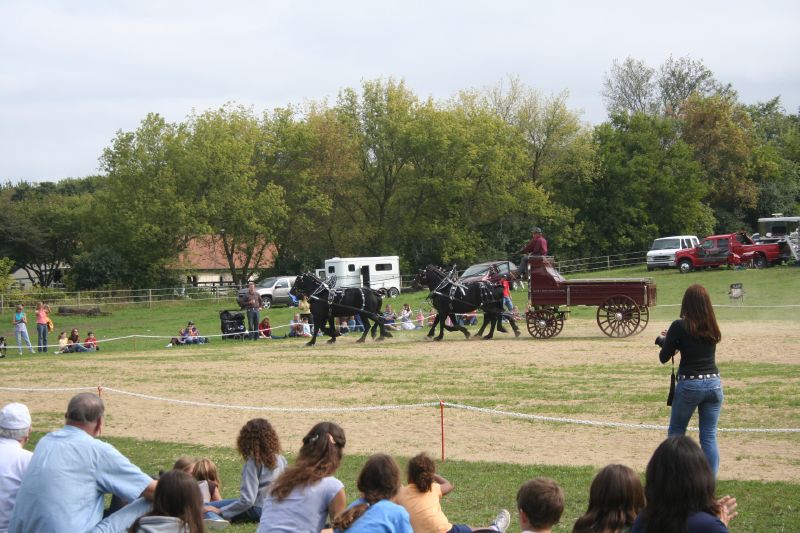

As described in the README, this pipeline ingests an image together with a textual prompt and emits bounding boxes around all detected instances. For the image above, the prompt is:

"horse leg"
[326,315,337,344]
[482,312,497,340]
[306,318,319,347]
[357,315,369,343]
[476,314,489,338]
[426,315,439,339]
[435,312,446,341]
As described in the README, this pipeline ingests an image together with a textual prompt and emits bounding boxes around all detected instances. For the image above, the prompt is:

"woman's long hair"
[407,452,436,492]
[332,454,401,530]
[639,436,720,533]
[237,418,281,469]
[128,469,205,533]
[192,458,222,491]
[680,284,721,344]
[269,421,345,501]
[572,464,645,533]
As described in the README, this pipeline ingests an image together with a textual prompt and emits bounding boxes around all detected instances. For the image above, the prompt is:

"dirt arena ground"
[3,319,799,482]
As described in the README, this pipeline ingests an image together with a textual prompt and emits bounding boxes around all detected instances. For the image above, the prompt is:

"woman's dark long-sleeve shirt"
[659,319,718,375]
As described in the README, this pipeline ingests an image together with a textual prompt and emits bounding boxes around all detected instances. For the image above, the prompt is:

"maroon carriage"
[524,256,657,339]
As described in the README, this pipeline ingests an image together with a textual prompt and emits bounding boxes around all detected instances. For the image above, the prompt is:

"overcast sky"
[1,0,798,183]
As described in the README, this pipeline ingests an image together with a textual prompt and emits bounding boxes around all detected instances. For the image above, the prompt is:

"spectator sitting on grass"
[331,453,412,533]
[83,331,100,352]
[128,469,204,533]
[516,477,564,533]
[572,464,644,533]
[289,314,304,338]
[205,418,287,525]
[66,328,90,353]
[183,321,208,344]
[55,331,69,353]
[395,452,510,532]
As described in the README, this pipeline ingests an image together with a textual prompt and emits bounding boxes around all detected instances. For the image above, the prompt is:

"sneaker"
[491,508,511,532]
[165,343,172,348]
[204,517,230,530]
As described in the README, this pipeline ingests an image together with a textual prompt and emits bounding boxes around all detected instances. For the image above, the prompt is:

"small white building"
[318,256,401,297]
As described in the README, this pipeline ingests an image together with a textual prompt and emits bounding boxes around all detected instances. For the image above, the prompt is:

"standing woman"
[35,302,51,353]
[657,284,723,476]
[12,304,35,355]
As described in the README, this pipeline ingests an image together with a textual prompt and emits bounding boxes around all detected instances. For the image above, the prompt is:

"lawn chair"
[728,283,745,304]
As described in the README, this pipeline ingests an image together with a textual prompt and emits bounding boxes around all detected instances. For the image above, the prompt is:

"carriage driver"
[517,227,548,278]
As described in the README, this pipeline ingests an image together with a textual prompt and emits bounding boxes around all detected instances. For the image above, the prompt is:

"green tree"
[602,57,658,116]
[0,257,14,292]
[681,94,757,230]
[179,105,290,285]
[94,113,192,287]
[578,113,713,255]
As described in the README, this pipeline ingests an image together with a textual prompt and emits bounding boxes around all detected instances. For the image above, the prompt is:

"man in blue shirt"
[9,393,156,533]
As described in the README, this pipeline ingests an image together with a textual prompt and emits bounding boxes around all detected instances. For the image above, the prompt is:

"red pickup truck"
[674,232,787,273]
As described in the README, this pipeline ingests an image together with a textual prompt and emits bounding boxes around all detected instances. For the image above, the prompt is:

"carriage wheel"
[526,309,564,339]
[633,305,650,336]
[596,295,641,338]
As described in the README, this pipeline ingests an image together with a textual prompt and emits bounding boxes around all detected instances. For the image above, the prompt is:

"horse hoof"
[514,330,521,338]
[483,335,494,340]
[305,341,315,347]
[326,338,336,344]
[434,337,442,342]
[356,338,365,344]
[384,332,393,338]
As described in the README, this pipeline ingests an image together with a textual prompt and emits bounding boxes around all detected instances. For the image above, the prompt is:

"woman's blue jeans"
[668,376,723,476]
[37,323,48,352]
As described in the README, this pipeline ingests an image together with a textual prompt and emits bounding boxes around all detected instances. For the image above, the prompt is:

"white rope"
[1,386,797,433]
[441,403,800,433]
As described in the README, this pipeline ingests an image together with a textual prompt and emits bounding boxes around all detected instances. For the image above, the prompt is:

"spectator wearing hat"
[517,227,549,278]
[9,393,156,533]
[0,403,33,533]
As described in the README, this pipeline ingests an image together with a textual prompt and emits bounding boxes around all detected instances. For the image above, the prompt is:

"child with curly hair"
[204,418,288,524]
[395,452,510,533]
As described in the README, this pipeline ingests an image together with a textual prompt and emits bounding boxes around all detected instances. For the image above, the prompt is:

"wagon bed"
[524,256,657,338]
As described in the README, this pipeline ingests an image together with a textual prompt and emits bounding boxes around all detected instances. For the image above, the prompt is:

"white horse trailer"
[321,256,401,297]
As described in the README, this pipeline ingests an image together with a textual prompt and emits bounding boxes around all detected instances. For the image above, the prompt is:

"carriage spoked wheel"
[633,304,650,336]
[526,308,564,339]
[596,295,641,338]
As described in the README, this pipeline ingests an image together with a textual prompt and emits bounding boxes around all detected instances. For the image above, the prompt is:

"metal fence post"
[148,289,152,308]
[607,256,611,270]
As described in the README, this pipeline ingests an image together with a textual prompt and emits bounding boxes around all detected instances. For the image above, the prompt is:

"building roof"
[175,236,276,271]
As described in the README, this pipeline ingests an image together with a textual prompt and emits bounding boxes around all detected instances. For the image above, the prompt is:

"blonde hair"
[192,458,222,490]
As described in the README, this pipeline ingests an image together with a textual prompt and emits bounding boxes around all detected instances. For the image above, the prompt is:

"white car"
[646,236,700,270]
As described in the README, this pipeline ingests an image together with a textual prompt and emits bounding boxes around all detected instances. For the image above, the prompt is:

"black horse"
[413,265,520,341]
[290,273,391,346]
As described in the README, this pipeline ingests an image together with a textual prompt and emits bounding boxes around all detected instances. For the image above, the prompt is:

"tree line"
[2,56,799,289]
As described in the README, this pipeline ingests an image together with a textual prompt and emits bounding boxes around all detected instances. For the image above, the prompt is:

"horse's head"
[290,273,317,297]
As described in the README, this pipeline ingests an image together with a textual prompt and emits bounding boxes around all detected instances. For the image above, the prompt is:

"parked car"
[646,235,700,270]
[674,232,789,273]
[459,260,521,289]
[237,276,297,309]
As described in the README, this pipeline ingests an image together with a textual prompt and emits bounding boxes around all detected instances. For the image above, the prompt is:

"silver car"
[237,276,297,309]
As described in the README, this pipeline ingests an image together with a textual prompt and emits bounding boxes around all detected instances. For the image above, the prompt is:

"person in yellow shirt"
[394,452,509,533]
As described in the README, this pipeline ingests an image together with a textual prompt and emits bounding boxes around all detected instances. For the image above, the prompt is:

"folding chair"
[728,283,745,304]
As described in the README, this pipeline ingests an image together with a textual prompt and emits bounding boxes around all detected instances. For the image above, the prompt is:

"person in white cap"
[9,393,156,533]
[0,403,33,533]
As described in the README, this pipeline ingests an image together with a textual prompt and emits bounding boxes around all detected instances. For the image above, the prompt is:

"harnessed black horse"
[290,273,391,346]
[413,265,520,341]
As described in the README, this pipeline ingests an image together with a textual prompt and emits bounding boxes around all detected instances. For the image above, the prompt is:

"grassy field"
[3,264,799,532]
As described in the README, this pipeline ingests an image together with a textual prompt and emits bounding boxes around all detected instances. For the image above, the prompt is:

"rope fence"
[2,386,797,433]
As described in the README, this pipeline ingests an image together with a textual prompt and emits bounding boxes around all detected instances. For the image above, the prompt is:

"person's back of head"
[172,456,196,473]
[407,452,436,492]
[237,418,281,469]
[517,477,564,533]
[192,458,221,486]
[641,436,719,533]
[572,464,644,533]
[332,453,401,530]
[680,284,721,344]
[270,421,345,501]
[129,469,204,533]
[0,402,32,442]
[66,393,104,424]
